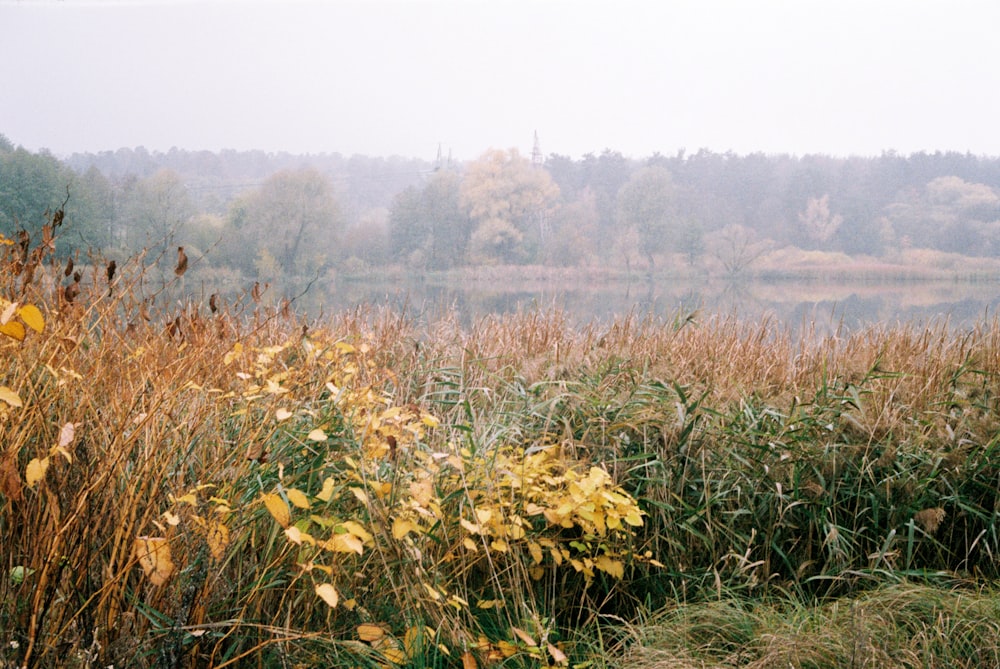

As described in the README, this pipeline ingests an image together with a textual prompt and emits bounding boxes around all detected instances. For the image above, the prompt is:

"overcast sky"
[3,0,999,162]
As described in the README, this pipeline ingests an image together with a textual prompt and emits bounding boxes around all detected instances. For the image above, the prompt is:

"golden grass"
[4,215,1000,666]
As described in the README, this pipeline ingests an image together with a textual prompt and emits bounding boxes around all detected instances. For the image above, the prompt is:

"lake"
[293,275,1000,336]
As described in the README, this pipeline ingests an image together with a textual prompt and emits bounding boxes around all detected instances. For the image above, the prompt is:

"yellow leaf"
[525,502,546,516]
[350,487,369,506]
[489,539,509,553]
[25,457,48,487]
[315,477,336,502]
[285,488,311,509]
[476,599,501,609]
[285,525,306,544]
[0,320,25,341]
[409,478,434,507]
[315,582,339,608]
[459,518,481,535]
[624,509,644,526]
[462,537,478,552]
[162,510,181,526]
[392,517,418,540]
[17,304,44,333]
[423,583,442,600]
[57,422,75,449]
[461,650,478,669]
[307,428,328,442]
[323,533,364,555]
[382,647,407,665]
[497,640,518,657]
[263,493,291,527]
[133,536,175,585]
[172,492,198,506]
[357,623,386,642]
[207,521,230,559]
[594,555,625,579]
[340,520,373,543]
[264,379,287,395]
[0,386,23,408]
[223,343,243,366]
[274,408,293,421]
[527,541,543,565]
[404,625,435,656]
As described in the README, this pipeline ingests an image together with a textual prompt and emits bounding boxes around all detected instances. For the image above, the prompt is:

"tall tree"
[459,149,559,264]
[0,147,71,233]
[616,166,677,274]
[225,167,342,277]
[120,168,194,256]
[387,170,468,269]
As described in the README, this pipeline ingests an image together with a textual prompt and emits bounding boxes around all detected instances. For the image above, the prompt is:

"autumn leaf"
[392,517,418,540]
[497,640,518,658]
[285,525,316,545]
[322,533,364,555]
[134,536,175,585]
[263,492,291,527]
[174,246,188,276]
[274,407,293,421]
[357,623,387,642]
[0,452,23,503]
[25,457,49,487]
[593,555,625,579]
[381,647,407,665]
[476,599,501,609]
[315,582,339,608]
[206,521,230,559]
[0,386,23,408]
[17,304,44,333]
[57,422,75,449]
[0,301,17,324]
[307,428,328,442]
[0,320,25,341]
[315,477,335,502]
[339,520,372,543]
[547,642,568,665]
[285,487,311,509]
[510,626,537,647]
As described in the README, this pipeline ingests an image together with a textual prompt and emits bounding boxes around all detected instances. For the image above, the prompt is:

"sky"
[2,0,1000,162]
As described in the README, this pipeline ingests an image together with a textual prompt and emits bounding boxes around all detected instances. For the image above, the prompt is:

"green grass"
[4,214,1000,667]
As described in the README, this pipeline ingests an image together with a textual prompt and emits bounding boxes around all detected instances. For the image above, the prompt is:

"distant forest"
[4,132,1000,284]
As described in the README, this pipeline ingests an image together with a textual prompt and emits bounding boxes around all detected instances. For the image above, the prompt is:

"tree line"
[4,133,1000,282]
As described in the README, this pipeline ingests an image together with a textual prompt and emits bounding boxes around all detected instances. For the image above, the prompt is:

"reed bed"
[3,210,1000,667]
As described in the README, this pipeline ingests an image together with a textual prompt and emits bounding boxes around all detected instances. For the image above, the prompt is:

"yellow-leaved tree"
[460,148,560,264]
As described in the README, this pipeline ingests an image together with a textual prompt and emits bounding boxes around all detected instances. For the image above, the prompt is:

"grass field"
[3,216,1000,668]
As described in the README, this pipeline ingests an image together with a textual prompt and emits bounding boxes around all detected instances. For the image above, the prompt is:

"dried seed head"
[914,507,946,534]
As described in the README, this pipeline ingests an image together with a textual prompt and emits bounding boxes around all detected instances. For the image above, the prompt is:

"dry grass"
[4,211,1000,667]
[618,583,1000,669]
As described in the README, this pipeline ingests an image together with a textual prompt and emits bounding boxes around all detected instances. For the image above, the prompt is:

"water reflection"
[282,276,1000,335]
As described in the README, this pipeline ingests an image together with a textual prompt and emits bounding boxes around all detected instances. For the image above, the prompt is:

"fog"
[4,0,1000,160]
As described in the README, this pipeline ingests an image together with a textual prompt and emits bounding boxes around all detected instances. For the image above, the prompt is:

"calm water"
[290,276,1000,336]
